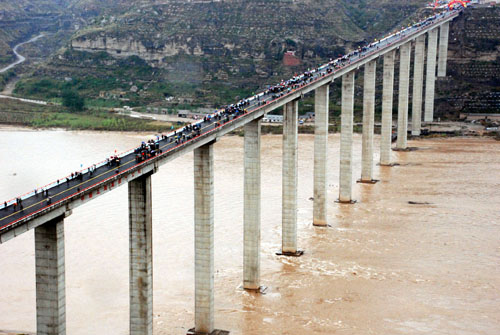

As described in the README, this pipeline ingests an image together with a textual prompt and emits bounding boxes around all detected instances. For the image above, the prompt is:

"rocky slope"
[22,0,428,107]
[69,0,428,70]
[435,6,500,117]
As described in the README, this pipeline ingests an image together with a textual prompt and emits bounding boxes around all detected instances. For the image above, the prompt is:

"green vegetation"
[62,89,85,111]
[14,77,65,99]
[0,98,177,131]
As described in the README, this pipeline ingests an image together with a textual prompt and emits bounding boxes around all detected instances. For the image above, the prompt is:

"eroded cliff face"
[67,0,426,71]
[72,36,204,64]
[71,34,272,67]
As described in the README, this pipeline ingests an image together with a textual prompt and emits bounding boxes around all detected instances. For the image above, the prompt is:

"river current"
[0,127,499,335]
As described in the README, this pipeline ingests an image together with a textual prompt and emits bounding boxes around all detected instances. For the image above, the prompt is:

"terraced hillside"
[19,0,428,107]
[435,6,500,117]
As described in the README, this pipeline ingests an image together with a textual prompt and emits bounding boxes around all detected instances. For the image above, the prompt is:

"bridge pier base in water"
[380,51,395,166]
[412,35,426,136]
[313,85,329,226]
[194,143,216,334]
[361,61,376,182]
[35,215,66,335]
[397,42,411,150]
[438,21,449,77]
[339,72,355,203]
[243,118,262,290]
[129,174,153,335]
[282,100,300,254]
[425,28,439,122]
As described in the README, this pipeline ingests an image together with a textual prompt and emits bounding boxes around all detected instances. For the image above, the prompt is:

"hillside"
[435,6,500,117]
[13,0,428,108]
[0,0,75,67]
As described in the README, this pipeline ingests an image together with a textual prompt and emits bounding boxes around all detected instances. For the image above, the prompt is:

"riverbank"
[0,98,178,132]
[256,121,500,139]
[2,97,499,138]
[1,94,499,139]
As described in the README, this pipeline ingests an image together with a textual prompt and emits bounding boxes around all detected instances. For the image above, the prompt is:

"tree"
[62,89,85,111]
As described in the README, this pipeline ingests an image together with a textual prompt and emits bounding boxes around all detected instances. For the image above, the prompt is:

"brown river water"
[0,127,499,335]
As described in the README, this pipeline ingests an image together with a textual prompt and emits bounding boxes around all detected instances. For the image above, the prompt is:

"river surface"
[0,34,45,74]
[0,128,499,335]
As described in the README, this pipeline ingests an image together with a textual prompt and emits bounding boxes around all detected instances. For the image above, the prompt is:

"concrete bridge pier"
[313,84,329,226]
[412,35,426,136]
[425,28,439,122]
[438,22,450,77]
[360,60,377,182]
[339,71,355,203]
[35,216,66,335]
[128,174,153,335]
[243,118,262,289]
[281,100,301,255]
[396,42,411,150]
[193,143,216,334]
[380,51,395,166]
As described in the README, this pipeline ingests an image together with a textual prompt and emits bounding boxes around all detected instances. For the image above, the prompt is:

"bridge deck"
[0,10,460,243]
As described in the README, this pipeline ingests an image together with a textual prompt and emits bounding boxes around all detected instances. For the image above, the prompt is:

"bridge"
[0,8,461,335]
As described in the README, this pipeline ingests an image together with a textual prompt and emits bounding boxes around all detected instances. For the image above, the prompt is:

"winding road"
[0,33,48,104]
[0,33,45,73]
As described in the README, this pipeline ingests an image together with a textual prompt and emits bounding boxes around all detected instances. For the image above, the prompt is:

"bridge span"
[0,8,461,335]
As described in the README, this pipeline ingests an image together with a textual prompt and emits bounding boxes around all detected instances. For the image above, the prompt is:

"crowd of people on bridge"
[135,139,163,162]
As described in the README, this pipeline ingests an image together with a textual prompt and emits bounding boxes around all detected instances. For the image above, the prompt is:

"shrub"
[62,89,85,111]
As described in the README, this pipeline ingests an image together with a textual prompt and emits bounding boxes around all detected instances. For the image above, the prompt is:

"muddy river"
[0,128,499,335]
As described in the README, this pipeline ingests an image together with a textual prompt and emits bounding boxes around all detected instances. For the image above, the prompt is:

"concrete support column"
[313,84,329,226]
[412,35,426,136]
[397,42,411,150]
[380,51,395,166]
[438,22,450,77]
[243,118,261,290]
[128,174,153,335]
[194,143,215,334]
[339,71,355,203]
[282,100,299,254]
[361,60,376,182]
[425,28,439,122]
[35,216,66,335]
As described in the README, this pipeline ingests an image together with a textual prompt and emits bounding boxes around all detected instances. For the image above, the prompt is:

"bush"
[62,89,85,111]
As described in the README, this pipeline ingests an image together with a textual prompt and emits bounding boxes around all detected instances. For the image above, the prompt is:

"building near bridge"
[263,114,283,123]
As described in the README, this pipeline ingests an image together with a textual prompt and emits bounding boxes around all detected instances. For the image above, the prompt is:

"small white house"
[263,114,284,123]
